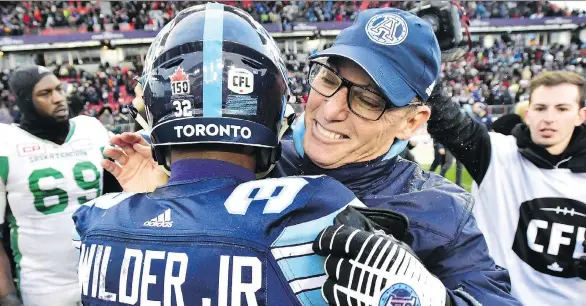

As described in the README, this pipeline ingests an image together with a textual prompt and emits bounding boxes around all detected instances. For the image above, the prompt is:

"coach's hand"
[102,132,168,192]
[314,217,449,306]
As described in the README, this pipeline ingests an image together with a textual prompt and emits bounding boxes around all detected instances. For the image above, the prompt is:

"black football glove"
[314,206,449,306]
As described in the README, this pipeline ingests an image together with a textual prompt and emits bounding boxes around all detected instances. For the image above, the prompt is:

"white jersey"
[471,132,586,305]
[0,116,109,303]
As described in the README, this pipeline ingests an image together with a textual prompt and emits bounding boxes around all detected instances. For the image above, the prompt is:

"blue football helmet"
[142,3,289,173]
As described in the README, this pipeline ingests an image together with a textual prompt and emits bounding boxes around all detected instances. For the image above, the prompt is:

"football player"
[0,66,121,305]
[72,4,448,306]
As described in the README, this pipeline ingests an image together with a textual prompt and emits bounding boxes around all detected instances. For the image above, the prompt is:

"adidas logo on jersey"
[144,209,173,227]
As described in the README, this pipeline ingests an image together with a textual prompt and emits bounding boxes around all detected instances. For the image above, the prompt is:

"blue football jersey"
[72,159,364,306]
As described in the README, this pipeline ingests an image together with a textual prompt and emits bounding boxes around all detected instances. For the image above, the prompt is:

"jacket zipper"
[554,156,573,169]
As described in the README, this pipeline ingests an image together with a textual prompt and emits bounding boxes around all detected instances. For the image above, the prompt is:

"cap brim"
[309,44,416,107]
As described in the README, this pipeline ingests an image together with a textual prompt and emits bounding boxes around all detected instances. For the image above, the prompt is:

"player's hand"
[102,132,168,193]
[313,208,449,306]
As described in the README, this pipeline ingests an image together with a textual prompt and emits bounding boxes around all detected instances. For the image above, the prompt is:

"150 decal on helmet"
[171,67,190,96]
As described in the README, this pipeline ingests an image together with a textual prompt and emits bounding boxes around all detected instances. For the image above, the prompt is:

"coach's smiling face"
[303,58,430,169]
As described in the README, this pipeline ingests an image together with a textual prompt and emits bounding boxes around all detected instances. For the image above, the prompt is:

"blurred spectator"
[0,101,13,124]
[514,100,529,121]
[97,105,114,126]
[472,102,494,131]
[429,142,452,177]
[492,113,523,135]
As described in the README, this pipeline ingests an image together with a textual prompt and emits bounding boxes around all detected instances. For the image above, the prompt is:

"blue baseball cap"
[308,8,441,107]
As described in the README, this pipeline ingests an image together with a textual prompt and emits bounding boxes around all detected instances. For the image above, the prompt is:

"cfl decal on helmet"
[228,68,254,94]
[170,67,190,95]
[174,123,252,139]
[142,3,287,172]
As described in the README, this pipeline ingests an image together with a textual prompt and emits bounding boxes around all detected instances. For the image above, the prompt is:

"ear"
[576,106,586,126]
[395,105,431,140]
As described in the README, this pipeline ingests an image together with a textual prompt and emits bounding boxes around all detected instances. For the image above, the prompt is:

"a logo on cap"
[365,13,408,46]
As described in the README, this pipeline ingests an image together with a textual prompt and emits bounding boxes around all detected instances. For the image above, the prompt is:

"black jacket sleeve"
[102,169,122,193]
[426,85,492,184]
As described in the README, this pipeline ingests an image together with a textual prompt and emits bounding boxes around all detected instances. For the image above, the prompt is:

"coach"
[103,8,520,306]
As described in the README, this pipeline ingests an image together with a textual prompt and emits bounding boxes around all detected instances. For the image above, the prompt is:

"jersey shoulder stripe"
[268,174,365,303]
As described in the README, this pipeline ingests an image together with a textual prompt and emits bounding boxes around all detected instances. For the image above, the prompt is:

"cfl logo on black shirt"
[513,197,586,278]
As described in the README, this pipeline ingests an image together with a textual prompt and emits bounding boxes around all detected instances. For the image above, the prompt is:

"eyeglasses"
[308,62,389,121]
[308,62,422,121]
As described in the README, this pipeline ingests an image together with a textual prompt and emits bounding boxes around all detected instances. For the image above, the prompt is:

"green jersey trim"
[7,212,21,293]
[0,156,7,184]
[64,121,76,143]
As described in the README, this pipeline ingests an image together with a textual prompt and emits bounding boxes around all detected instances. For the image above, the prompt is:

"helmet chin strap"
[128,105,171,177]
[255,113,296,179]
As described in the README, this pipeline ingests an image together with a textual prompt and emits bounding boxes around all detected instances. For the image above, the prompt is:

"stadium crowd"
[1,3,586,305]
[442,40,586,113]
[2,1,586,36]
[1,1,586,130]
[1,39,586,127]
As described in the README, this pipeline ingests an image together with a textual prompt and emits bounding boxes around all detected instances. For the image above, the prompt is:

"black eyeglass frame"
[308,61,424,121]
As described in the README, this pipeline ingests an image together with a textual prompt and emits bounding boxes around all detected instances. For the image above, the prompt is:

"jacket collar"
[168,159,256,183]
[513,123,586,172]
[299,153,399,198]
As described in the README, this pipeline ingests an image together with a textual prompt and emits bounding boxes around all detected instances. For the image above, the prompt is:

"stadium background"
[1,0,586,190]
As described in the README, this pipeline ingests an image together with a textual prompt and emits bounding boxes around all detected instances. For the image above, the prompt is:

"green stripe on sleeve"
[7,212,21,293]
[0,156,8,184]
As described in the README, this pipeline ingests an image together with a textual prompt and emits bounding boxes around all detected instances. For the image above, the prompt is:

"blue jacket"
[273,132,521,306]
